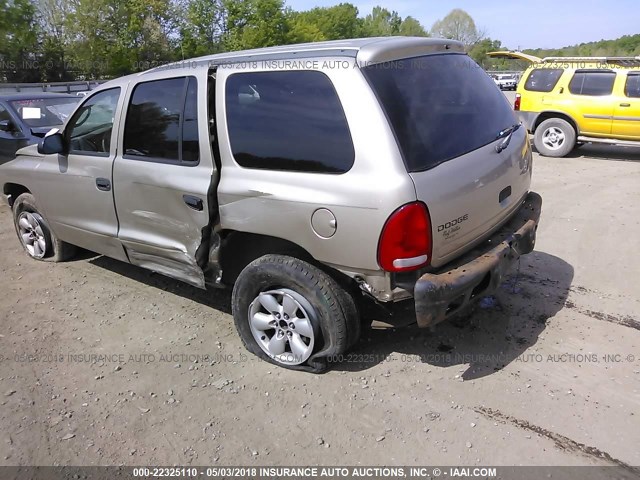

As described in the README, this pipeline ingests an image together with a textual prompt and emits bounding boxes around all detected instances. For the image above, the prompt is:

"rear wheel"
[12,193,76,262]
[534,118,576,157]
[231,254,360,372]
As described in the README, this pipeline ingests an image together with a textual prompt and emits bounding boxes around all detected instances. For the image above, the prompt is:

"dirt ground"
[0,143,639,470]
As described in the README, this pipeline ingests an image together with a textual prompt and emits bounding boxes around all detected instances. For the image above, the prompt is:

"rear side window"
[363,54,517,172]
[524,69,563,92]
[124,77,200,164]
[625,74,640,98]
[569,70,616,96]
[225,71,354,173]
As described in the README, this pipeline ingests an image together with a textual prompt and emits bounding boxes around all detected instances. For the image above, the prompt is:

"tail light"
[514,93,521,111]
[378,202,432,272]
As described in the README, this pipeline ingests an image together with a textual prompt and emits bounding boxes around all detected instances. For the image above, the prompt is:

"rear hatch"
[363,53,533,268]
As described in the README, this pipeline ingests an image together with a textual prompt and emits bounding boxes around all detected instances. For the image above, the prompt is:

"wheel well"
[3,183,30,207]
[219,231,358,293]
[533,112,579,135]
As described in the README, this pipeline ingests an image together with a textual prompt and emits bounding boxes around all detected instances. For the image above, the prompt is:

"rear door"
[112,73,217,288]
[363,53,533,267]
[612,72,640,139]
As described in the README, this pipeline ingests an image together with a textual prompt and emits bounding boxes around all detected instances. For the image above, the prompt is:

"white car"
[494,74,517,91]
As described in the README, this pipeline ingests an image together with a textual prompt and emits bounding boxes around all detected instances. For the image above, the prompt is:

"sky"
[286,0,639,50]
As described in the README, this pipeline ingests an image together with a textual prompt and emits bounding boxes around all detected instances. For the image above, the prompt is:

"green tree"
[0,0,41,82]
[431,8,482,48]
[399,16,428,37]
[66,0,176,78]
[222,0,289,51]
[362,6,401,37]
[286,3,361,43]
[177,0,224,58]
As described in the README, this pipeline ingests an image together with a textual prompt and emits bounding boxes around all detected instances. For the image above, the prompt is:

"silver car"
[0,37,541,372]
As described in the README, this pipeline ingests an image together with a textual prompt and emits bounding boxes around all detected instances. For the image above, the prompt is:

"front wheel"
[12,193,76,262]
[534,118,576,157]
[231,254,360,372]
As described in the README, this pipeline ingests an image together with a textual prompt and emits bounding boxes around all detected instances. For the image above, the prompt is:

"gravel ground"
[0,144,639,469]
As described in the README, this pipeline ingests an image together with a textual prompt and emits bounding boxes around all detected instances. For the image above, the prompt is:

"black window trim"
[66,87,121,158]
[225,69,355,175]
[122,76,200,167]
[625,72,640,99]
[568,69,616,97]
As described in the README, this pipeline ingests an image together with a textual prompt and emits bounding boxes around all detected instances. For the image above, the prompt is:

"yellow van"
[488,52,640,157]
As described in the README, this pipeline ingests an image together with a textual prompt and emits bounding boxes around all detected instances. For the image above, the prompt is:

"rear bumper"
[414,192,542,328]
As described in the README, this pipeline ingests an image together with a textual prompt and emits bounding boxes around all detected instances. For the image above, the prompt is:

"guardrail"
[0,80,105,95]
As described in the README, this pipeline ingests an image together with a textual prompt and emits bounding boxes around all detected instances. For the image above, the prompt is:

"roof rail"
[541,56,640,62]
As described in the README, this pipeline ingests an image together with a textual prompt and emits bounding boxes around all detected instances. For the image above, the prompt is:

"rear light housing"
[514,93,521,111]
[378,202,432,272]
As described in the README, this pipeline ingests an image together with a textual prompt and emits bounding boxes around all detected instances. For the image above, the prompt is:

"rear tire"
[534,118,576,157]
[12,193,76,262]
[231,254,360,372]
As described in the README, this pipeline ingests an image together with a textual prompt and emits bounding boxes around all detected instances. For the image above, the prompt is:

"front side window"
[524,69,563,92]
[68,88,121,156]
[569,70,616,96]
[625,73,640,98]
[123,77,200,164]
[225,71,354,173]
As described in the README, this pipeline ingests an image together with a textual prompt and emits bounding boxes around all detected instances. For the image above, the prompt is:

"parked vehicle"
[493,73,517,90]
[0,37,541,372]
[488,51,640,157]
[0,94,80,164]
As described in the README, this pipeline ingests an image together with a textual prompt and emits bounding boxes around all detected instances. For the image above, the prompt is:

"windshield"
[9,97,79,128]
[363,54,517,172]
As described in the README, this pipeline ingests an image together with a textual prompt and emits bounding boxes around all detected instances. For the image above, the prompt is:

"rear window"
[524,69,563,92]
[569,70,616,96]
[9,97,79,127]
[363,54,517,172]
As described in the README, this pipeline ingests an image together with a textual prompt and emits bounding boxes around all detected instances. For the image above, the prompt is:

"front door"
[612,72,640,139]
[33,87,126,260]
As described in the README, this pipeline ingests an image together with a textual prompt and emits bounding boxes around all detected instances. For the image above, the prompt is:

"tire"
[231,254,360,373]
[12,193,76,262]
[534,118,576,157]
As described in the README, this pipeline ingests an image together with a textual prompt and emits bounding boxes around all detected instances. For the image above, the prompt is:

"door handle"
[620,103,631,107]
[183,195,204,211]
[96,178,111,191]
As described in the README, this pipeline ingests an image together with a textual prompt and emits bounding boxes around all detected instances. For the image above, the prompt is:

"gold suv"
[489,52,640,157]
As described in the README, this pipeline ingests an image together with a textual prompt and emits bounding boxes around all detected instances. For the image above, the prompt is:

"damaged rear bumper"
[414,192,542,328]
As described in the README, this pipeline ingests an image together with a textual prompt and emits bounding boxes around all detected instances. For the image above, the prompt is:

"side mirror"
[0,119,14,132]
[38,131,66,155]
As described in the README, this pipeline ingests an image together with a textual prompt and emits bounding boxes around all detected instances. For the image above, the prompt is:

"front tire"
[534,118,576,157]
[231,254,359,372]
[12,193,76,262]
